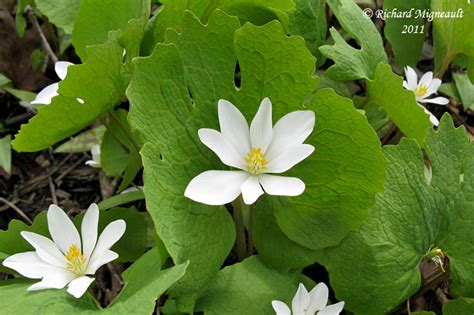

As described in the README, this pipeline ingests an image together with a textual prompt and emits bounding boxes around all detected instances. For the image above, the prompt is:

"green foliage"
[453,73,474,110]
[257,89,385,256]
[432,0,474,79]
[320,115,474,314]
[54,125,105,153]
[36,0,80,34]
[12,8,149,152]
[195,256,300,315]
[320,0,387,81]
[0,135,12,174]
[97,190,145,211]
[365,63,432,146]
[72,0,150,61]
[443,297,474,315]
[384,0,429,67]
[0,248,187,314]
[288,0,327,66]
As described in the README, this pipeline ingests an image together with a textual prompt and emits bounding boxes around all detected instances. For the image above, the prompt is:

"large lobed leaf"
[319,0,387,81]
[12,0,150,152]
[320,115,474,314]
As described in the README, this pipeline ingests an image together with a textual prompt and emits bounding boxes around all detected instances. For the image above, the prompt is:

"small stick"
[48,175,58,204]
[0,197,33,225]
[24,5,58,63]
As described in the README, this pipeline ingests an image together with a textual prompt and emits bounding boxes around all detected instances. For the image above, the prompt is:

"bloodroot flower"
[85,144,101,168]
[403,66,449,126]
[185,98,315,205]
[272,283,344,315]
[3,204,125,298]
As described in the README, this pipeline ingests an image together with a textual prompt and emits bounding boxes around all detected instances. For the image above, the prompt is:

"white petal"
[67,276,95,298]
[419,71,433,87]
[86,220,125,274]
[21,232,68,267]
[81,203,99,262]
[3,251,60,279]
[266,144,314,174]
[91,144,101,163]
[404,66,418,90]
[259,175,305,197]
[419,106,439,126]
[218,99,251,157]
[402,80,410,89]
[198,129,245,169]
[426,78,442,96]
[85,160,101,168]
[27,269,76,291]
[240,175,264,205]
[271,300,291,315]
[318,302,345,315]
[86,250,118,275]
[30,83,59,105]
[307,283,329,313]
[184,170,249,205]
[250,97,273,152]
[55,61,73,80]
[265,110,315,161]
[419,96,449,105]
[292,283,310,315]
[47,204,81,254]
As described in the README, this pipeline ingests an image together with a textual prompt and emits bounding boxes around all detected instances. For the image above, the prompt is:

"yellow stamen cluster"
[245,147,268,174]
[428,248,446,273]
[65,243,86,275]
[414,84,428,97]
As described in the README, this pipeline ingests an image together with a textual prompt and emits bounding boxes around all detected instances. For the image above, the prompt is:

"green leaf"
[433,0,474,78]
[54,125,106,153]
[0,135,12,174]
[265,88,386,251]
[443,298,474,315]
[129,10,321,309]
[320,0,387,81]
[288,0,327,66]
[365,63,432,146]
[97,190,145,211]
[147,0,294,54]
[12,6,149,152]
[384,0,429,67]
[72,0,150,61]
[195,256,300,315]
[0,248,187,314]
[106,249,188,314]
[453,73,474,110]
[36,0,80,34]
[15,0,33,37]
[439,82,461,101]
[320,115,474,314]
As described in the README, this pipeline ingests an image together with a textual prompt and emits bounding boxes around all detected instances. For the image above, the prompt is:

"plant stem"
[100,117,130,153]
[25,5,58,63]
[436,52,454,79]
[232,196,247,261]
[109,110,141,153]
[247,204,254,256]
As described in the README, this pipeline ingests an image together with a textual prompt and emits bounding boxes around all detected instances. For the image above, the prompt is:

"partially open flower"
[2,204,125,298]
[85,144,101,168]
[403,66,449,126]
[30,61,84,107]
[185,98,315,205]
[272,283,344,315]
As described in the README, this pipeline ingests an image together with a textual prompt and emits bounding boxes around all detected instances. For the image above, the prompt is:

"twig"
[24,5,58,63]
[54,156,87,184]
[48,175,58,204]
[0,197,33,225]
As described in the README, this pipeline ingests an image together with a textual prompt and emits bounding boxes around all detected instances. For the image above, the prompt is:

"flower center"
[245,147,268,174]
[414,84,428,97]
[65,243,86,275]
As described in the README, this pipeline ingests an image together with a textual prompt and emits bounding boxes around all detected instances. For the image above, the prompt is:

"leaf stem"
[436,52,454,79]
[247,203,254,256]
[109,110,141,153]
[232,196,247,261]
[100,117,130,153]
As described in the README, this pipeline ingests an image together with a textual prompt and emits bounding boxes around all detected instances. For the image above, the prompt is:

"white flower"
[272,283,344,315]
[2,204,125,298]
[30,61,84,107]
[403,66,449,126]
[85,144,101,168]
[184,98,315,205]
